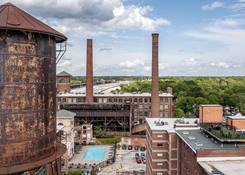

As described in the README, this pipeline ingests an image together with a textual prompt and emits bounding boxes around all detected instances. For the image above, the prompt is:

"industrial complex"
[1,2,245,175]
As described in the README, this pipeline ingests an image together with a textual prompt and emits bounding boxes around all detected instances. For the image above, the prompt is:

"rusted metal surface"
[0,30,60,172]
[0,3,67,43]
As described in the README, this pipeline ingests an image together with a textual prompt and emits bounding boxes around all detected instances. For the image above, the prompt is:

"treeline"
[117,77,245,117]
[70,76,147,87]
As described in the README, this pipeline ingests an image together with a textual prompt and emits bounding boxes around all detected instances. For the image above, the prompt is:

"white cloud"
[103,5,170,31]
[209,61,230,68]
[119,59,145,69]
[5,0,170,36]
[202,1,224,11]
[230,1,245,10]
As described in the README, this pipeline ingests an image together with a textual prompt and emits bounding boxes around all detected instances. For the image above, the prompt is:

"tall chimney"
[151,33,160,117]
[86,39,93,103]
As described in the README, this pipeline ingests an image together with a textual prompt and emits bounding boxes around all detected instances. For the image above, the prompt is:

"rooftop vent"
[188,136,196,140]
[182,131,189,135]
[195,142,203,147]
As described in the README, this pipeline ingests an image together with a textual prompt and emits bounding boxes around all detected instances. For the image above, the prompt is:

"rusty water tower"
[0,3,67,174]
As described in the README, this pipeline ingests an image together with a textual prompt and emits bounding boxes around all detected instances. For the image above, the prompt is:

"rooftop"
[57,71,72,77]
[227,113,245,120]
[57,109,76,118]
[57,81,173,97]
[176,129,245,153]
[200,104,223,107]
[146,118,199,133]
[199,160,245,175]
[0,3,66,42]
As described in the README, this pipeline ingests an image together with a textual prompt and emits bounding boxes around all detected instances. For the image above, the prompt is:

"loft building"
[146,105,245,175]
[57,34,173,135]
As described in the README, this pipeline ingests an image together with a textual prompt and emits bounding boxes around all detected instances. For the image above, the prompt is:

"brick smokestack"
[86,39,93,103]
[151,33,160,117]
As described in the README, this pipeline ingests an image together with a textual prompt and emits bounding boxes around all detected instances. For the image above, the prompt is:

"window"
[157,143,163,147]
[157,153,163,157]
[59,79,65,83]
[157,134,163,138]
[157,163,163,166]
[157,172,163,175]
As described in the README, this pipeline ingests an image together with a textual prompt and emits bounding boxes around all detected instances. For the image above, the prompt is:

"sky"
[4,0,245,76]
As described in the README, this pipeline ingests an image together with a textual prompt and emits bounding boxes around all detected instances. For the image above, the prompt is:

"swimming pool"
[83,146,106,161]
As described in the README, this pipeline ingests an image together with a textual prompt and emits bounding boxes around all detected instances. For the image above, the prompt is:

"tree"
[174,108,185,118]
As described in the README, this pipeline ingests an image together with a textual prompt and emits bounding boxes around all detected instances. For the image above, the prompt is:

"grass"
[97,136,121,145]
[68,169,80,175]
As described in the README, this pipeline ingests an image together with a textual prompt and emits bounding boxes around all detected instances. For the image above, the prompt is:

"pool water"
[83,146,106,161]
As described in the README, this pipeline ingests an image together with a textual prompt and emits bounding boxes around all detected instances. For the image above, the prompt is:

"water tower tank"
[0,3,67,174]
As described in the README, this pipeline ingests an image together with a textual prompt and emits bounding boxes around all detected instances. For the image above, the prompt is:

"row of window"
[58,97,170,104]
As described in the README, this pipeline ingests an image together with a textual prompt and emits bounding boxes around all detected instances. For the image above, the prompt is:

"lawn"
[97,136,121,144]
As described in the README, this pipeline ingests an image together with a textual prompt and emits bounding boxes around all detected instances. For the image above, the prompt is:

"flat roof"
[200,104,223,107]
[146,118,199,133]
[227,113,245,120]
[176,129,244,153]
[199,160,245,175]
[57,92,173,98]
[57,81,173,97]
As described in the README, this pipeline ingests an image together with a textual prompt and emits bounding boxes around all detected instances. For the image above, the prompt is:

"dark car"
[128,145,133,150]
[135,153,140,159]
[122,144,127,150]
[140,146,146,151]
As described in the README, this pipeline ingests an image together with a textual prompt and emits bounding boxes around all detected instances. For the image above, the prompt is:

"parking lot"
[98,145,146,175]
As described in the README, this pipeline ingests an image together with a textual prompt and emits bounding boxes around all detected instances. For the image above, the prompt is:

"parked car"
[140,146,146,151]
[141,153,146,159]
[135,153,140,159]
[122,144,127,150]
[134,145,140,150]
[136,157,142,164]
[142,158,146,164]
[128,145,133,150]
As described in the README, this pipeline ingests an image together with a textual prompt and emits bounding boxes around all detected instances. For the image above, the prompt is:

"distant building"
[57,71,72,93]
[146,105,245,175]
[56,34,173,135]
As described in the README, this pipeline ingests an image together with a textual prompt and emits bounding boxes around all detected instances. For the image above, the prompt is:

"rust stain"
[0,32,57,169]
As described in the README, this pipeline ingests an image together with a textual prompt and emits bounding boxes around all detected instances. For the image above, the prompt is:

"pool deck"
[70,145,113,165]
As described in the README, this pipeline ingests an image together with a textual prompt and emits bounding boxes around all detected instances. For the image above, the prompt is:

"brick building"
[57,71,72,93]
[146,106,245,175]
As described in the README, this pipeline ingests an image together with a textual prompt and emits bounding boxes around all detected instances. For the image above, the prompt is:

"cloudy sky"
[5,0,245,76]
